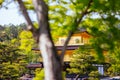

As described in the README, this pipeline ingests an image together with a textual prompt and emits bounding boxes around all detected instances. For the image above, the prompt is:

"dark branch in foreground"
[17,0,34,31]
[60,0,93,62]
[17,0,39,42]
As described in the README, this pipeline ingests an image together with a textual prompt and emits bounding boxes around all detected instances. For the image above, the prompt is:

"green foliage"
[33,68,44,80]
[80,15,120,61]
[33,68,66,80]
[88,71,100,80]
[49,0,92,39]
[0,24,26,42]
[107,64,120,76]
[0,62,27,80]
[67,48,97,75]
[19,30,39,63]
[0,42,28,79]
[19,30,34,52]
[105,47,120,76]
[21,0,34,10]
[48,0,120,55]
[0,0,4,5]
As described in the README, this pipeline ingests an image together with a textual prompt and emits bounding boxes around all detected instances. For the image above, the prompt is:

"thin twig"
[77,0,93,25]
[0,0,13,9]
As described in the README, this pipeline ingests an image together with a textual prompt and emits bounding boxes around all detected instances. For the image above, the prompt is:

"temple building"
[27,31,91,69]
[55,31,91,61]
[27,30,106,76]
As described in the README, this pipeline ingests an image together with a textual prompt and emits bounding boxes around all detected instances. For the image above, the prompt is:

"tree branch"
[60,31,73,62]
[17,0,39,42]
[60,0,93,62]
[32,0,62,80]
[0,0,13,9]
[77,0,93,25]
[70,0,76,5]
[17,0,36,32]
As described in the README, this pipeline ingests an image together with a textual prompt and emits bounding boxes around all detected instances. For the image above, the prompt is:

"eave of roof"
[26,63,43,68]
[32,45,80,51]
[56,45,80,50]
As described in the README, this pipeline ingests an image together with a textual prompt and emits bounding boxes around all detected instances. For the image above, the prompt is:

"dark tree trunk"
[32,0,62,80]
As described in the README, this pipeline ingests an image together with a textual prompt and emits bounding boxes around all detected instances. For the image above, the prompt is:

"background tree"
[0,42,27,80]
[0,23,38,79]
[0,24,26,42]
[105,47,120,76]
[67,48,98,80]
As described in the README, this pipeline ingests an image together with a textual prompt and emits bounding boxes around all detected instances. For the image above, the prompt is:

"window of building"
[59,38,66,45]
[61,39,65,44]
[75,38,80,43]
[74,37,81,44]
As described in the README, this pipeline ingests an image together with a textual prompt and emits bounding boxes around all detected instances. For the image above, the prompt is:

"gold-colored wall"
[57,31,92,61]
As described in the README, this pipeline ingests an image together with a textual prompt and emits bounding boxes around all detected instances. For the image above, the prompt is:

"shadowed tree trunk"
[32,0,62,80]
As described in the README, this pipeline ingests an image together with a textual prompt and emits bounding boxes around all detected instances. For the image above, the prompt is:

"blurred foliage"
[0,24,40,79]
[105,47,120,76]
[19,30,34,52]
[67,48,97,76]
[48,0,120,43]
[19,30,40,63]
[33,68,66,80]
[0,0,4,5]
[33,68,44,80]
[0,23,40,63]
[88,71,101,80]
[0,42,27,79]
[0,24,26,42]
[81,16,120,61]
[23,0,34,10]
